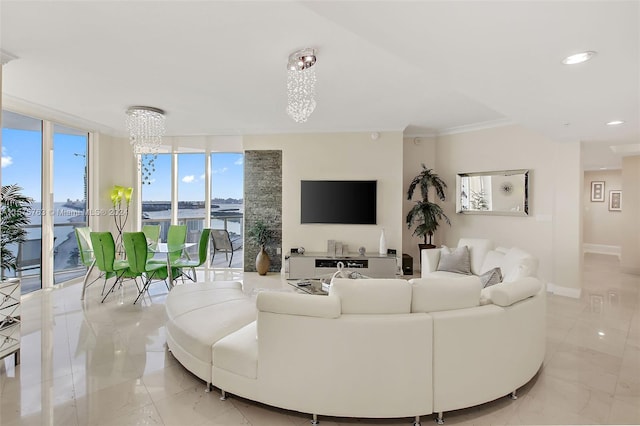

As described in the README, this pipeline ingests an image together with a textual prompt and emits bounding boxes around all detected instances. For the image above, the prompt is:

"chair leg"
[80,261,96,300]
[101,272,124,303]
[228,250,233,267]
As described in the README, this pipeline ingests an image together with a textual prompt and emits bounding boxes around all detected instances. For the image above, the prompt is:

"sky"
[143,152,243,201]
[2,128,87,202]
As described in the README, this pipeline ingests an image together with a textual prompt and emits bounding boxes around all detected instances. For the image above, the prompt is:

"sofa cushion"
[167,298,256,365]
[479,267,502,288]
[436,246,472,275]
[409,275,482,313]
[489,277,543,306]
[257,291,340,318]
[212,321,258,379]
[329,278,412,314]
[457,238,493,275]
[421,248,442,274]
[166,281,248,321]
[502,247,538,282]
[479,250,505,275]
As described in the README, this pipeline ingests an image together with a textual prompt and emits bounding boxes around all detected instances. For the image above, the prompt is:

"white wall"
[93,134,137,235]
[583,169,623,248]
[620,155,640,274]
[433,124,582,292]
[243,132,404,265]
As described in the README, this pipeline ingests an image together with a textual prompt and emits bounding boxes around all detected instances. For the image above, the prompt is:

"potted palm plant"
[406,164,450,251]
[1,184,34,279]
[247,220,273,275]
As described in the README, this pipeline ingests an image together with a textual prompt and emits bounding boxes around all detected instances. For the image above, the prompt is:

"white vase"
[379,229,387,255]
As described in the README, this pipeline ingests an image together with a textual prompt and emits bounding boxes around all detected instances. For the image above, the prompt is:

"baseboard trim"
[583,243,621,258]
[547,283,581,299]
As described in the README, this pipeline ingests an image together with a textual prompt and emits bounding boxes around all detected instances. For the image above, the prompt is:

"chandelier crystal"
[125,106,166,184]
[286,48,317,123]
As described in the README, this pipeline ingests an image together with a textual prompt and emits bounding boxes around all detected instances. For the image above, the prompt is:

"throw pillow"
[479,267,503,288]
[436,245,472,275]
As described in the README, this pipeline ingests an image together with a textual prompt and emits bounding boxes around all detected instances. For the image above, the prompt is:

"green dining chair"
[142,224,161,245]
[75,227,100,300]
[172,228,211,282]
[123,232,169,304]
[90,232,135,303]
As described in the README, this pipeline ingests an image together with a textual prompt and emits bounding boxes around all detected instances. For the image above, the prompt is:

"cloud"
[212,167,228,174]
[182,175,195,183]
[234,157,244,166]
[1,147,12,168]
[200,174,205,180]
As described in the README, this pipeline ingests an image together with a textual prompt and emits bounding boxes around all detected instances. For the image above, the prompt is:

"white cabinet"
[0,278,20,365]
[287,253,397,279]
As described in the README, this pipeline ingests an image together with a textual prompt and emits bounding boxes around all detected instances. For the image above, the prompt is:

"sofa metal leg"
[510,390,518,400]
[413,415,421,425]
[205,382,211,393]
[436,412,444,424]
[311,414,319,425]
[220,390,227,400]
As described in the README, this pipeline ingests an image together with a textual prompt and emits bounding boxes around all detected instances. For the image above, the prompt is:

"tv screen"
[301,180,377,224]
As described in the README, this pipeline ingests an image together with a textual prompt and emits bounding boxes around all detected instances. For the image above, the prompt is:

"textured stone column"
[244,150,282,272]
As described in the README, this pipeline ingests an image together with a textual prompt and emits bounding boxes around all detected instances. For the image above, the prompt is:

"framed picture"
[590,181,605,202]
[609,190,622,211]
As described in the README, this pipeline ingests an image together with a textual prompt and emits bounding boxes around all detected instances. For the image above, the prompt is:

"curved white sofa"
[166,274,546,425]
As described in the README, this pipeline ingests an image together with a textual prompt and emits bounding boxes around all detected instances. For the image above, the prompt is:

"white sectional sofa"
[165,272,546,425]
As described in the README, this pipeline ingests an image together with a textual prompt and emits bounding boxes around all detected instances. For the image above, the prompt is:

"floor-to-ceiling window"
[52,124,89,284]
[210,152,244,264]
[1,110,89,293]
[140,153,172,241]
[140,151,244,267]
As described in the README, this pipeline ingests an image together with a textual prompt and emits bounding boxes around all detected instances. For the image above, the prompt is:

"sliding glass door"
[1,110,89,293]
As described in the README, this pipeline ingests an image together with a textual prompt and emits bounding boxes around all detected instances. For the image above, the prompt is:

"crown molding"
[2,94,121,136]
[437,118,514,136]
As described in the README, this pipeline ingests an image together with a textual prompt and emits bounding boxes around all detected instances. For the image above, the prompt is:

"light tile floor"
[0,253,638,425]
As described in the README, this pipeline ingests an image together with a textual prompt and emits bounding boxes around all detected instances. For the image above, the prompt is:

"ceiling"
[1,1,638,170]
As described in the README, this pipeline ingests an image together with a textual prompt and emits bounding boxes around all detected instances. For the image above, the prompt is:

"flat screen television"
[300,180,377,224]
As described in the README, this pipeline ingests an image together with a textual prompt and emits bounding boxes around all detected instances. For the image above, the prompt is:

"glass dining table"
[148,242,196,286]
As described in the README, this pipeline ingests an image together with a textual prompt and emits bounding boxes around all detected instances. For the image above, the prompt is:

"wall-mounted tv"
[300,180,377,224]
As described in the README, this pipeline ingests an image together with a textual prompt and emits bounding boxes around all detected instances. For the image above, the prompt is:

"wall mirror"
[456,169,529,216]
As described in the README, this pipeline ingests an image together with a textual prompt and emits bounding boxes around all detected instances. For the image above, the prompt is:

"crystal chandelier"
[286,48,317,123]
[125,106,166,184]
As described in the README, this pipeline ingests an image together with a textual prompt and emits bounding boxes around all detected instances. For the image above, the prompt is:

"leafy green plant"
[1,184,34,276]
[406,164,450,246]
[247,220,273,248]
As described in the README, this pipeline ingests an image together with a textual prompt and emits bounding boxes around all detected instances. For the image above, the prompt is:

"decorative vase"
[256,246,270,275]
[379,229,387,255]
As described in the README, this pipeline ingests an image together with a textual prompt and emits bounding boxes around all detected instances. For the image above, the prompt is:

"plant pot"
[418,243,436,251]
[256,246,270,275]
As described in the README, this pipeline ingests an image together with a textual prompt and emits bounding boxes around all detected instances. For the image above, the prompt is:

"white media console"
[286,252,398,279]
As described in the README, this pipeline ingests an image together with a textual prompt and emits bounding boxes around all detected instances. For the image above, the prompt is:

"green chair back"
[90,232,117,273]
[75,227,94,267]
[142,224,161,244]
[167,225,187,262]
[122,232,150,275]
[197,228,212,265]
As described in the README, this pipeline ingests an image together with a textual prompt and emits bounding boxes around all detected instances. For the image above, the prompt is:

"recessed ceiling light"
[599,167,607,170]
[606,120,624,126]
[562,51,597,65]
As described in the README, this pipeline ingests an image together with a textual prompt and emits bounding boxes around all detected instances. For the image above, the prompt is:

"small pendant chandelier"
[286,48,317,123]
[125,106,166,184]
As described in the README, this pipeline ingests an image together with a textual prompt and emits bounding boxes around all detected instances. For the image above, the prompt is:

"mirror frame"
[456,169,529,216]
